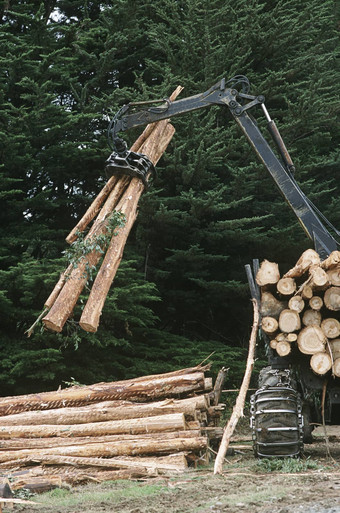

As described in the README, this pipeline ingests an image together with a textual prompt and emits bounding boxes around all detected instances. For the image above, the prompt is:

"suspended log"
[0,413,186,439]
[302,309,322,327]
[309,296,323,311]
[277,277,296,296]
[321,251,340,270]
[278,309,301,333]
[0,371,206,416]
[65,176,120,244]
[261,316,278,334]
[283,249,320,278]
[297,325,327,355]
[0,395,208,426]
[324,287,340,311]
[310,352,332,375]
[0,436,208,463]
[321,318,340,339]
[288,295,305,313]
[260,292,287,319]
[256,260,280,286]
[275,340,291,357]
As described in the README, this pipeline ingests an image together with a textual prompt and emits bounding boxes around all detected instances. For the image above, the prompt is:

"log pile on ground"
[0,365,226,493]
[34,86,183,335]
[258,249,340,377]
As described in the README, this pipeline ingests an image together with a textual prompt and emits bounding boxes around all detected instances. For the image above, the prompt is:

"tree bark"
[297,325,327,354]
[214,299,259,474]
[256,260,280,286]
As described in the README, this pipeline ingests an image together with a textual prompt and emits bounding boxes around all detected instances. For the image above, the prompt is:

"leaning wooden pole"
[214,299,259,474]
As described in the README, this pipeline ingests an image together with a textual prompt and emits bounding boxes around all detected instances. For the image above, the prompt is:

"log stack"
[0,365,225,492]
[257,249,340,377]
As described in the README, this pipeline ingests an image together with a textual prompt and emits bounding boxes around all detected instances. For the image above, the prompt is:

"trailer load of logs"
[0,365,226,493]
[32,86,183,336]
[257,249,340,377]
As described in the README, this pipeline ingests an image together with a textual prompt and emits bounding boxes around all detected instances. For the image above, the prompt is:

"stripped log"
[309,265,329,289]
[309,296,323,311]
[0,370,206,416]
[324,287,340,311]
[260,292,287,319]
[0,436,208,463]
[276,340,291,357]
[329,339,340,360]
[283,249,320,278]
[277,277,296,296]
[321,318,340,339]
[0,396,208,426]
[302,309,322,327]
[288,295,305,313]
[261,316,278,335]
[321,251,340,270]
[327,266,340,286]
[333,358,340,378]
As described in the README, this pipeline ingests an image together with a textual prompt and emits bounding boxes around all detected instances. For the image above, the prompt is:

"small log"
[321,251,340,270]
[309,296,323,311]
[309,265,329,289]
[261,316,278,335]
[277,277,296,296]
[332,358,340,378]
[278,309,301,333]
[283,249,320,278]
[256,260,280,286]
[301,285,313,300]
[10,475,63,493]
[324,287,340,311]
[302,309,322,327]
[288,295,305,313]
[260,292,287,319]
[321,318,340,339]
[297,325,327,355]
[276,340,291,357]
[269,339,277,349]
[310,352,332,375]
[327,266,340,286]
[286,333,298,342]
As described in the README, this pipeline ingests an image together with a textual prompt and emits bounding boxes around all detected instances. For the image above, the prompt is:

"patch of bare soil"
[14,439,340,513]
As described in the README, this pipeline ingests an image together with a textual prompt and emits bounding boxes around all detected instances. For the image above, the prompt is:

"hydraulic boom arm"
[107,76,338,259]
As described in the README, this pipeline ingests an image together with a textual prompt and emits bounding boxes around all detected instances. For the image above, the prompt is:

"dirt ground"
[12,437,340,513]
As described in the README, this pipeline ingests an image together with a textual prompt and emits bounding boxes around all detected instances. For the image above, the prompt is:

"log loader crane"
[106,75,340,458]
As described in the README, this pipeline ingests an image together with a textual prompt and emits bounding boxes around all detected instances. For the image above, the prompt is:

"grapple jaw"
[105,149,155,187]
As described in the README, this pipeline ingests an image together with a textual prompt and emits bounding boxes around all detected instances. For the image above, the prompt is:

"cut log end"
[310,352,332,375]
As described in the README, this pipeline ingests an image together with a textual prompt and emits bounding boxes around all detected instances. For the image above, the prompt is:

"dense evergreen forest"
[0,0,339,395]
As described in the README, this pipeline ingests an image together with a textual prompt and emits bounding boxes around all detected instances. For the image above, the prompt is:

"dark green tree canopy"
[0,0,339,394]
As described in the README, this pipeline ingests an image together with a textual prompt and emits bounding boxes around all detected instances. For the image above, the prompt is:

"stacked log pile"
[258,249,340,377]
[0,365,225,492]
[37,86,183,335]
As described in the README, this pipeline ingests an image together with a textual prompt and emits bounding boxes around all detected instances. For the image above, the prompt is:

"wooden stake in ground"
[214,299,259,474]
